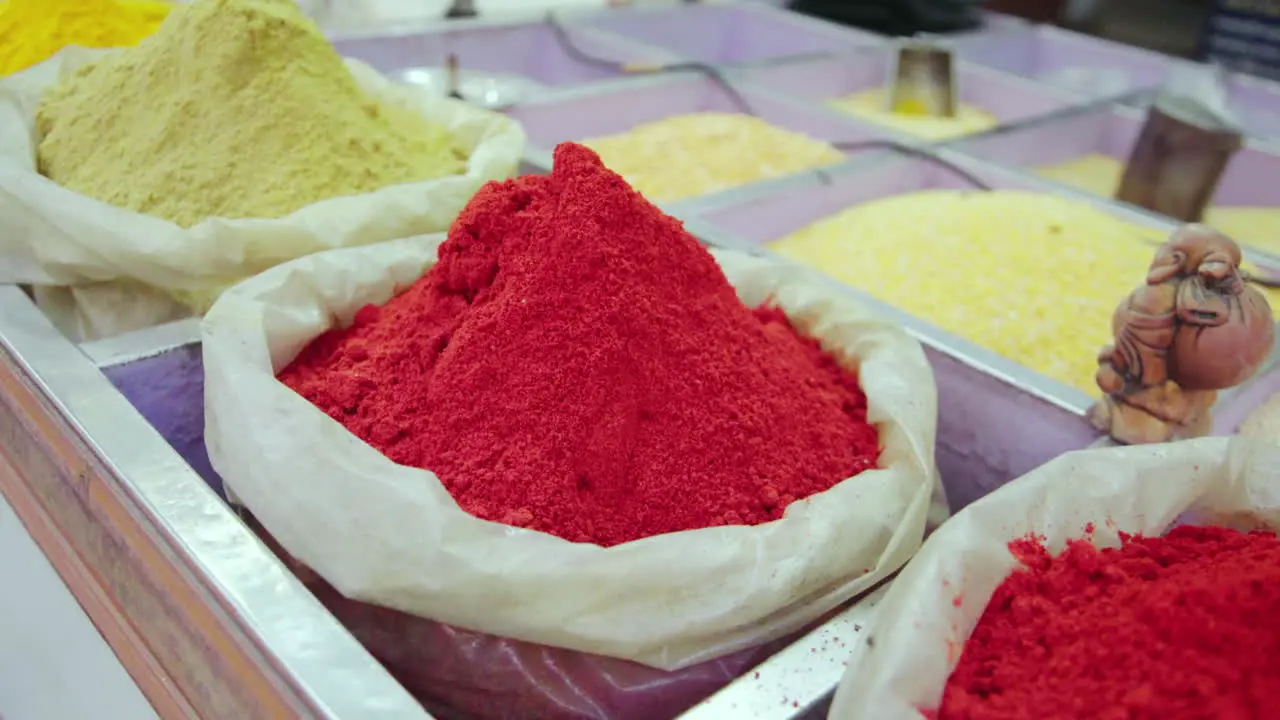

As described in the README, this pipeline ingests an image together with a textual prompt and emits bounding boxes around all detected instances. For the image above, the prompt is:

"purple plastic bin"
[737,51,1080,132]
[93,341,816,719]
[950,25,1192,99]
[948,104,1280,207]
[102,345,223,499]
[579,3,878,65]
[330,21,677,88]
[508,74,896,161]
[924,346,1100,510]
[684,154,1126,508]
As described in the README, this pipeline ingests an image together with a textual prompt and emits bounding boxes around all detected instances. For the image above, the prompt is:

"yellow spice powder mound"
[770,189,1280,394]
[581,112,844,203]
[827,88,999,141]
[36,0,467,228]
[1036,153,1280,258]
[0,0,171,76]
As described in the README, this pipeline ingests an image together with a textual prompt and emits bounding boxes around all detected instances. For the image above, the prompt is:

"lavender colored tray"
[949,24,1194,100]
[508,74,901,173]
[577,3,880,66]
[734,50,1083,135]
[946,102,1280,208]
[330,20,680,88]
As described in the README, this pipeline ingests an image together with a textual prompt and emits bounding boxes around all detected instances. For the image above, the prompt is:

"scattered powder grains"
[938,526,1280,720]
[279,142,880,547]
[0,0,171,75]
[580,112,844,203]
[36,0,467,228]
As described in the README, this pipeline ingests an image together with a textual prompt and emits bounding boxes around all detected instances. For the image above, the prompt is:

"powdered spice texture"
[938,525,1280,720]
[0,0,170,76]
[36,0,466,228]
[279,142,879,547]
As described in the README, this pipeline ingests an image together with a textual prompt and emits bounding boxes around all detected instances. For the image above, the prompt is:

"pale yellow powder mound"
[36,0,467,228]
[1035,153,1280,258]
[581,113,844,203]
[770,190,1280,394]
[827,88,999,141]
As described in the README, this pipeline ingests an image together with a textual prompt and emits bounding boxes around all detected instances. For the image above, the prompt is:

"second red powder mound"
[938,525,1280,720]
[279,143,879,547]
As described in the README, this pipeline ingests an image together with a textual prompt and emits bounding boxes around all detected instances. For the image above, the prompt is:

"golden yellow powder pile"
[36,0,467,228]
[0,0,171,76]
[770,190,1280,394]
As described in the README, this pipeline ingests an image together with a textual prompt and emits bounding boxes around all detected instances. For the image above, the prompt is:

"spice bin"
[945,98,1280,256]
[949,24,1196,100]
[686,145,1280,478]
[507,73,911,193]
[329,17,683,90]
[733,50,1082,136]
[573,2,881,66]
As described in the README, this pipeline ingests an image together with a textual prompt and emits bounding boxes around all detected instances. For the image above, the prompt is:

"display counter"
[4,2,1280,719]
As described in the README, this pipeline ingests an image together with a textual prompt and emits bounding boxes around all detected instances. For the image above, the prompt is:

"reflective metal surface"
[679,585,890,720]
[0,287,429,719]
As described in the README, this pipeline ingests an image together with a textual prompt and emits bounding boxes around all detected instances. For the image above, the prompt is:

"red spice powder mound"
[937,525,1280,720]
[278,142,879,547]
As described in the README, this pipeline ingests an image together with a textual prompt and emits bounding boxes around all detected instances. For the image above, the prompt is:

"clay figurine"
[1089,224,1275,445]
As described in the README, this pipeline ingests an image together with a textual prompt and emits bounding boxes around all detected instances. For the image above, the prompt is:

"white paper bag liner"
[830,435,1280,720]
[0,46,525,340]
[202,234,943,668]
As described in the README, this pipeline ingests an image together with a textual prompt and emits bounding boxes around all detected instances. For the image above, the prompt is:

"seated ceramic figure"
[1089,224,1275,444]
